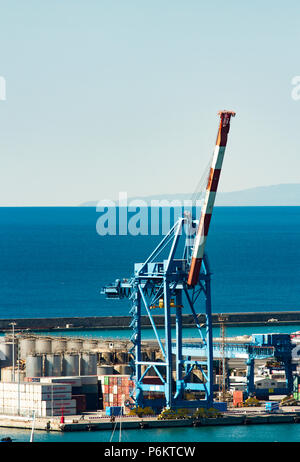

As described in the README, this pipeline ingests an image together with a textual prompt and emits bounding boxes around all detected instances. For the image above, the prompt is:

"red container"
[233,390,243,406]
[142,376,163,385]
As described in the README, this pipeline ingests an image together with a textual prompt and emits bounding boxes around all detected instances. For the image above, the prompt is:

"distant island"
[81,183,300,207]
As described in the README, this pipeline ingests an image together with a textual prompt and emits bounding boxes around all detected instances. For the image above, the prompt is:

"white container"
[40,376,82,386]
[41,399,76,409]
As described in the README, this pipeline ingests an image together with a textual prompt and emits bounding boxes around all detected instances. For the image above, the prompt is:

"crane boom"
[187,110,236,287]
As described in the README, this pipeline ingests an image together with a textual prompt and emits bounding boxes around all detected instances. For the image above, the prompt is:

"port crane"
[102,111,236,410]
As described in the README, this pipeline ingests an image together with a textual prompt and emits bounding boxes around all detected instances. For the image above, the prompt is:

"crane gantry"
[102,111,236,410]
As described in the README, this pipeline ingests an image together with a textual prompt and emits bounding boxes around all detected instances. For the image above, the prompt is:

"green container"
[104,376,109,385]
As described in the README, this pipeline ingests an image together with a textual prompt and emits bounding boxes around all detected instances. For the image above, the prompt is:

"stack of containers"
[0,382,76,417]
[39,375,99,411]
[99,375,134,412]
[293,375,300,400]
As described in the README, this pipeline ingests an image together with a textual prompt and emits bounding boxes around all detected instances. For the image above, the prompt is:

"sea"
[0,206,299,444]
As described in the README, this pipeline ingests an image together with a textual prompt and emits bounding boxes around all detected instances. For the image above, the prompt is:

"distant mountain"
[80,183,300,207]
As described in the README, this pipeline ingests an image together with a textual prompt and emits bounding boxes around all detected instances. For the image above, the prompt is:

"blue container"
[213,402,227,412]
[105,406,123,416]
[265,401,279,412]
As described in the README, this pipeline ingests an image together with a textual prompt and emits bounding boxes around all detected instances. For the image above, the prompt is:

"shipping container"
[142,376,163,385]
[105,406,123,416]
[213,402,227,412]
[72,394,86,413]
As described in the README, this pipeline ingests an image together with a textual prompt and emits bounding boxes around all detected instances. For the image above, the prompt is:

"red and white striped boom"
[187,110,236,286]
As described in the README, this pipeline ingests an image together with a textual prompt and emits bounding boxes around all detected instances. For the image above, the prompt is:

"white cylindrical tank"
[82,339,99,351]
[63,353,80,376]
[35,337,52,355]
[19,337,36,360]
[67,339,83,352]
[0,339,17,367]
[51,338,67,354]
[81,353,97,375]
[44,354,62,376]
[26,355,43,377]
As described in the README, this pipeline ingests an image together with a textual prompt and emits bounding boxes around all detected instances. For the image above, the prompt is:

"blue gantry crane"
[102,111,236,410]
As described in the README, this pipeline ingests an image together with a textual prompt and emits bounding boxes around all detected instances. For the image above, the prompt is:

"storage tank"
[26,355,43,377]
[82,339,99,351]
[35,337,52,355]
[97,365,115,376]
[51,338,67,354]
[81,353,97,375]
[63,353,80,376]
[44,354,62,376]
[0,339,17,367]
[19,337,36,360]
[67,339,83,352]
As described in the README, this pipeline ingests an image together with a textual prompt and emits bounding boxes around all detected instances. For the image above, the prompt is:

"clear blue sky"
[0,0,299,205]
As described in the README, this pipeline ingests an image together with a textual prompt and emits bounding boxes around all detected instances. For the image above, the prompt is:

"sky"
[0,0,299,206]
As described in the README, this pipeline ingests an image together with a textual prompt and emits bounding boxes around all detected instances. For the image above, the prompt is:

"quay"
[0,311,300,333]
[0,408,300,433]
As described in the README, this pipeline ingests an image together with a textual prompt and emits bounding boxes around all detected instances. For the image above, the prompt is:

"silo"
[19,337,36,360]
[97,365,115,376]
[81,353,97,375]
[67,339,83,352]
[51,338,67,354]
[82,339,99,351]
[26,355,43,377]
[35,337,52,355]
[63,353,80,376]
[0,339,17,367]
[45,354,62,376]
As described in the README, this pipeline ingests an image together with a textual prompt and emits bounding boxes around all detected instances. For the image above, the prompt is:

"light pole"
[9,322,17,382]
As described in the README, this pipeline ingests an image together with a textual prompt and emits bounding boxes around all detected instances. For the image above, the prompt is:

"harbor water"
[0,206,299,442]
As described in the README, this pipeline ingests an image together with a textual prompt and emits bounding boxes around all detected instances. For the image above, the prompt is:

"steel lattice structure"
[102,111,236,410]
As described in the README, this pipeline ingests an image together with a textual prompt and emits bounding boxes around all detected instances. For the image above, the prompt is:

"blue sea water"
[0,206,300,443]
[0,206,299,319]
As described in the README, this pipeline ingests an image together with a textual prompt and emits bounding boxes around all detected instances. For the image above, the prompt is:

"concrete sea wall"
[0,311,299,332]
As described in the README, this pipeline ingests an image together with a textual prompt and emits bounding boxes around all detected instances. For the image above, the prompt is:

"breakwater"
[0,311,299,332]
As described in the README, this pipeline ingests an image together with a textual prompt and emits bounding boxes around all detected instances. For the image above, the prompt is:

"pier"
[0,311,299,333]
